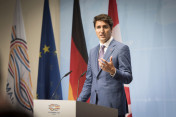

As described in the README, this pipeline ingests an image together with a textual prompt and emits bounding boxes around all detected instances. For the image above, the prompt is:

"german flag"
[68,0,88,100]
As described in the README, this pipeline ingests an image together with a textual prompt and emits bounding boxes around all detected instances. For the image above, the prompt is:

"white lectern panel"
[34,100,76,117]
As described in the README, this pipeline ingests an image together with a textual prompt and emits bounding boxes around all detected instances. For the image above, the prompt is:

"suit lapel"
[93,45,100,75]
[103,39,116,61]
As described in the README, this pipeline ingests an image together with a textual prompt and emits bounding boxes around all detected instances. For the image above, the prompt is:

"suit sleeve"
[114,45,133,84]
[77,51,92,102]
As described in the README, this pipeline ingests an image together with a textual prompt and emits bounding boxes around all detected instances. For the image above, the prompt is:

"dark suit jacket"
[77,39,133,115]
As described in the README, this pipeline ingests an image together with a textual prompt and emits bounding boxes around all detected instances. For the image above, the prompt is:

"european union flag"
[37,0,62,100]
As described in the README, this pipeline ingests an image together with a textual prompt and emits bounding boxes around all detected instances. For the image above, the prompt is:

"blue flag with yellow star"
[37,0,62,100]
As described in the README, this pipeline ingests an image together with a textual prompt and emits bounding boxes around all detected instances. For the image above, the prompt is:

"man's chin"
[99,37,106,40]
[99,38,109,43]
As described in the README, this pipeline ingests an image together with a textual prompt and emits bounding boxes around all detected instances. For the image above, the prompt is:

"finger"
[110,56,113,62]
[99,60,106,67]
[98,59,103,64]
[98,59,103,66]
[110,56,113,64]
[100,58,108,64]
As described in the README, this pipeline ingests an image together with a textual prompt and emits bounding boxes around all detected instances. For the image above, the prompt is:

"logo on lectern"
[49,104,60,111]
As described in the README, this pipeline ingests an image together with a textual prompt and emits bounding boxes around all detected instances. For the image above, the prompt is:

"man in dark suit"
[77,14,133,117]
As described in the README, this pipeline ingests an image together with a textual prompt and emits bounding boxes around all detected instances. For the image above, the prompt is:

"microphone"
[76,71,87,100]
[63,71,72,77]
[80,71,87,77]
[50,70,72,99]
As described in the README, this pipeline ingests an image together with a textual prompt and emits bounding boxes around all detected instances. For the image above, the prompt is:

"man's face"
[95,21,112,44]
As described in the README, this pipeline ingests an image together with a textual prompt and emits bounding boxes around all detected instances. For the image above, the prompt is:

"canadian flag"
[108,0,132,117]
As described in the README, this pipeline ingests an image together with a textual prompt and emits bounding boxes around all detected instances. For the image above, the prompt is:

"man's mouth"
[100,35,105,37]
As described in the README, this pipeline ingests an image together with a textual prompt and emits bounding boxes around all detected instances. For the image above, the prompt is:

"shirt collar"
[100,36,113,48]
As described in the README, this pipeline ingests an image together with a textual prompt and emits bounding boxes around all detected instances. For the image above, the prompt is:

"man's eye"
[96,26,101,29]
[103,26,108,29]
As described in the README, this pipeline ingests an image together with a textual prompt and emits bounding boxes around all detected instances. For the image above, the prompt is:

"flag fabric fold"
[108,0,122,42]
[68,0,88,100]
[37,0,62,100]
[108,0,132,117]
[6,0,33,113]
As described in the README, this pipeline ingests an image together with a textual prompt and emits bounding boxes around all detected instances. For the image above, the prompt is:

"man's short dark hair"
[93,14,113,30]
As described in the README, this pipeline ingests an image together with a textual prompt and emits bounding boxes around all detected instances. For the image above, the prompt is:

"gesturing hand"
[98,56,116,75]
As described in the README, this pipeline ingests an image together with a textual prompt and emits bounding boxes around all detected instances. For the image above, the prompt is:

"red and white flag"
[108,0,132,117]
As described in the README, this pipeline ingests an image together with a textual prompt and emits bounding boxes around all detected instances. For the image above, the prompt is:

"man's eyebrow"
[96,24,108,26]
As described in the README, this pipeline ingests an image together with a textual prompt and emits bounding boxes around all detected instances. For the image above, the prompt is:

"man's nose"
[100,27,104,32]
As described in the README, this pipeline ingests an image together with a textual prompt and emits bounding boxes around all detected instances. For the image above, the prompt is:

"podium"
[34,100,118,117]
